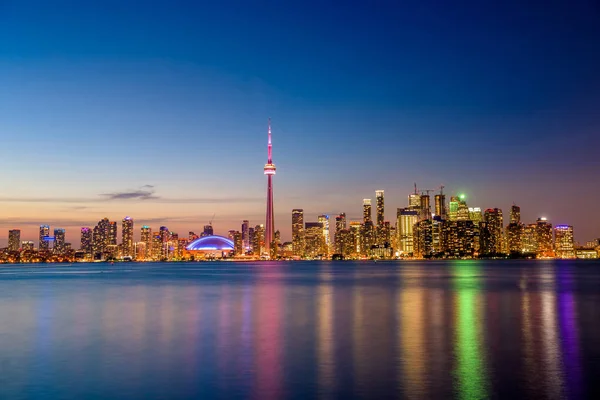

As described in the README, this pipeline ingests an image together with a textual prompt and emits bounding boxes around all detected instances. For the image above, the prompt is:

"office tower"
[80,227,92,254]
[522,224,537,253]
[108,221,117,246]
[381,221,391,245]
[535,217,553,257]
[435,192,446,218]
[92,218,109,256]
[554,225,574,258]
[152,232,162,260]
[8,229,21,252]
[506,222,524,254]
[141,226,152,260]
[468,207,483,225]
[360,222,374,256]
[21,241,34,251]
[122,216,134,258]
[135,242,146,260]
[203,224,214,237]
[443,220,476,257]
[292,209,304,257]
[448,196,459,221]
[432,217,443,254]
[233,231,243,255]
[304,222,326,258]
[253,224,265,255]
[397,207,419,255]
[408,184,421,209]
[335,212,347,231]
[53,228,66,255]
[483,208,503,254]
[457,199,469,221]
[318,215,330,248]
[363,199,372,224]
[159,226,169,259]
[242,220,250,251]
[228,230,236,241]
[349,222,362,256]
[376,190,385,226]
[413,220,433,258]
[272,230,281,259]
[510,204,521,224]
[419,194,431,221]
[263,119,277,257]
[334,213,347,254]
[39,225,50,252]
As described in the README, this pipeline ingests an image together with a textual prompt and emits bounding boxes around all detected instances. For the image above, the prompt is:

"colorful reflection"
[453,261,488,400]
[317,267,335,397]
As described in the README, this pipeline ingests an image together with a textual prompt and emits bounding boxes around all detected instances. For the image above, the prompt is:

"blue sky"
[0,0,599,243]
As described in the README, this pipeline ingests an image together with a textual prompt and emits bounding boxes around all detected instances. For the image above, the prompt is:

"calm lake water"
[0,260,599,399]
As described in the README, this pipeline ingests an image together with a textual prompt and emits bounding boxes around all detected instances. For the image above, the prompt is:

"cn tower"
[263,118,276,257]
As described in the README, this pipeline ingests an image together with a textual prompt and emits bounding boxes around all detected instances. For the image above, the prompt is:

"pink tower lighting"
[264,118,276,257]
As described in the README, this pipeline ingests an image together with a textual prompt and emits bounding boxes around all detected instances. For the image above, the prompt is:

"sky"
[0,0,599,245]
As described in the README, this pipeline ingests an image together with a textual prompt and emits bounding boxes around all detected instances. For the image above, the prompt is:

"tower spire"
[264,118,276,258]
[267,117,272,163]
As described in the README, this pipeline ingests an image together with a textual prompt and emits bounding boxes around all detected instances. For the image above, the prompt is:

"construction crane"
[208,213,215,227]
[420,189,435,196]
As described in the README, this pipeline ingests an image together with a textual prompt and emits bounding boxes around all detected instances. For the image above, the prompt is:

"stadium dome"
[186,235,234,252]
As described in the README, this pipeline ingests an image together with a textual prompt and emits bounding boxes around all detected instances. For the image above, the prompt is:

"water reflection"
[317,267,335,398]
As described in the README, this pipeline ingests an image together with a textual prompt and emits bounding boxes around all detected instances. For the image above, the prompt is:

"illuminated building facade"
[304,222,326,258]
[318,214,330,250]
[141,226,152,260]
[186,235,234,259]
[468,207,483,225]
[413,219,433,258]
[397,207,418,255]
[419,194,431,221]
[363,199,372,223]
[159,226,169,259]
[435,193,446,219]
[122,216,134,258]
[21,241,34,251]
[349,221,362,256]
[292,209,304,257]
[8,229,21,252]
[264,119,276,257]
[39,225,50,252]
[443,220,476,257]
[80,227,92,254]
[522,223,537,253]
[252,224,265,255]
[510,204,521,224]
[53,228,66,255]
[536,217,553,257]
[448,196,459,221]
[482,208,503,254]
[554,225,574,258]
[108,221,117,246]
[242,220,250,251]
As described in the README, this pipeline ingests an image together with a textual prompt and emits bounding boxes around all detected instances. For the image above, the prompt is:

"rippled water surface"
[1,260,599,399]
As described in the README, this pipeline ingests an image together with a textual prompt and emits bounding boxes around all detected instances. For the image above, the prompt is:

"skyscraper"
[141,226,152,260]
[159,226,170,259]
[8,229,21,252]
[318,214,330,250]
[376,190,385,226]
[554,225,574,258]
[536,217,553,257]
[420,194,431,221]
[482,208,503,254]
[80,227,92,254]
[304,222,326,258]
[510,204,521,224]
[434,193,446,218]
[397,207,419,255]
[242,220,250,251]
[39,225,50,252]
[253,224,265,255]
[448,196,459,221]
[108,221,117,245]
[264,119,276,257]
[363,199,372,224]
[203,224,214,236]
[292,209,304,257]
[122,216,134,258]
[54,228,66,255]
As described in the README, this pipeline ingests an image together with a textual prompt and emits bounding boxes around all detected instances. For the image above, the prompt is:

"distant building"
[363,199,372,224]
[482,208,503,254]
[53,228,66,255]
[8,229,21,252]
[397,208,418,255]
[242,220,250,251]
[536,217,553,257]
[434,194,446,219]
[376,190,385,227]
[304,222,325,258]
[122,216,134,258]
[80,227,93,254]
[21,241,34,251]
[554,225,575,258]
[39,225,50,252]
[292,209,304,257]
[318,215,330,252]
[141,226,152,260]
[522,223,537,253]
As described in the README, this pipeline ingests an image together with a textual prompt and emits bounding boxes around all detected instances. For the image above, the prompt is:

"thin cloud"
[101,186,159,201]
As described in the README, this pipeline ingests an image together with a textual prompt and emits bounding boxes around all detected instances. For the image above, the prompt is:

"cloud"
[101,186,159,201]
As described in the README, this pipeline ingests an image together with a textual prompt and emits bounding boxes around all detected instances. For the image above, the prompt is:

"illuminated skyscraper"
[448,196,459,221]
[536,217,553,257]
[482,208,503,254]
[522,223,537,253]
[39,225,50,252]
[122,216,134,258]
[419,194,431,221]
[443,220,476,257]
[349,221,362,256]
[253,224,265,255]
[54,228,66,255]
[233,231,243,255]
[434,193,446,218]
[397,207,419,255]
[413,219,433,258]
[376,190,385,226]
[141,226,152,260]
[292,209,304,257]
[108,221,117,246]
[510,204,521,224]
[264,119,276,257]
[159,226,169,259]
[304,222,326,258]
[335,213,347,231]
[554,225,574,258]
[8,229,20,252]
[363,199,372,224]
[468,207,483,225]
[318,214,330,249]
[80,227,92,254]
[202,224,214,237]
[408,184,421,209]
[241,220,250,251]
[21,241,34,251]
[334,213,347,254]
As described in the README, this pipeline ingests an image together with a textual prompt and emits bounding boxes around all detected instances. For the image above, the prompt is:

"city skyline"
[1,2,599,243]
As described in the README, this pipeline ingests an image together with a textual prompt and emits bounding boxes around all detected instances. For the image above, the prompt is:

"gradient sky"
[1,0,599,245]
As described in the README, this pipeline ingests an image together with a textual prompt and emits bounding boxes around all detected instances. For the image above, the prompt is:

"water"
[1,260,599,399]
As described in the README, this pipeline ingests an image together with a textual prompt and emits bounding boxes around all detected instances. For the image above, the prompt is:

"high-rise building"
[397,208,419,255]
[443,220,476,257]
[122,216,134,258]
[8,229,21,252]
[419,194,431,221]
[54,228,66,255]
[522,223,537,253]
[202,224,214,237]
[141,226,152,260]
[159,226,170,259]
[80,227,93,254]
[252,224,265,255]
[318,215,330,250]
[304,222,325,258]
[457,200,469,221]
[151,232,162,260]
[414,219,433,258]
[554,225,574,259]
[408,185,421,210]
[468,207,483,225]
[434,193,446,218]
[482,208,503,254]
[349,221,362,256]
[135,242,146,260]
[448,196,460,221]
[363,199,372,224]
[335,213,347,232]
[21,241,34,251]
[510,204,521,224]
[108,221,117,246]
[241,220,250,251]
[39,225,50,252]
[264,119,277,258]
[292,209,304,257]
[233,231,243,255]
[189,231,198,241]
[506,221,524,254]
[536,217,553,257]
[334,213,347,254]
[376,190,385,227]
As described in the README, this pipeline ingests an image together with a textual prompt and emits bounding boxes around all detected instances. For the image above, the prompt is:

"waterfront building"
[414,219,433,258]
[54,228,66,255]
[252,224,265,255]
[349,221,362,256]
[8,229,21,252]
[443,220,476,257]
[448,196,459,221]
[122,216,134,258]
[233,231,243,255]
[292,209,304,257]
[510,204,521,224]
[506,221,524,254]
[159,226,170,259]
[186,236,234,259]
[141,226,152,260]
[397,207,418,255]
[318,214,330,250]
[554,225,575,258]
[264,119,277,257]
[483,208,504,254]
[419,194,431,221]
[304,222,326,258]
[363,199,372,224]
[536,217,554,257]
[108,221,117,246]
[468,207,483,225]
[39,225,50,252]
[135,242,146,260]
[21,241,34,251]
[241,220,250,251]
[522,223,537,253]
[434,193,446,219]
[80,227,92,254]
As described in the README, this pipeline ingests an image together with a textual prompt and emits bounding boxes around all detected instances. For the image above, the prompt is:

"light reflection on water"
[0,260,599,399]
